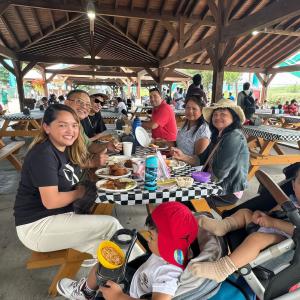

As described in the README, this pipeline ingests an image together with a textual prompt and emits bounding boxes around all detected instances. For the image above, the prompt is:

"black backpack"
[242,91,256,115]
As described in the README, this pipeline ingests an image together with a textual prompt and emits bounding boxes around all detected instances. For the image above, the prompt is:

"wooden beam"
[147,21,158,51]
[0,57,15,75]
[222,0,300,40]
[95,39,111,56]
[73,35,90,54]
[268,64,300,74]
[21,61,36,76]
[1,15,21,48]
[18,54,159,68]
[255,73,265,86]
[11,0,213,24]
[31,8,43,37]
[137,20,145,44]
[20,14,82,51]
[49,10,56,30]
[173,62,265,73]
[0,2,10,15]
[161,21,179,42]
[260,28,300,37]
[145,68,159,83]
[160,35,215,67]
[100,16,157,60]
[178,17,185,50]
[45,69,137,77]
[207,0,218,21]
[0,45,17,60]
[13,6,32,43]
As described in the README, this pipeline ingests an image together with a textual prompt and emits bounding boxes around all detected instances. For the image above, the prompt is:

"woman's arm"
[194,138,210,156]
[171,147,199,166]
[39,185,85,209]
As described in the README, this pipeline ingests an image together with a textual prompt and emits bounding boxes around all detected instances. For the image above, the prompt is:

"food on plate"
[109,164,128,176]
[175,177,194,188]
[101,246,123,266]
[100,179,135,190]
[149,143,159,148]
[124,159,133,168]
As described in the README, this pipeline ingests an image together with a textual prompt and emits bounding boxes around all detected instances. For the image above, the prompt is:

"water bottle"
[144,155,158,191]
[132,116,142,146]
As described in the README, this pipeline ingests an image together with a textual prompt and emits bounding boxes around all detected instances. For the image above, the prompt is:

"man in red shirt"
[142,88,177,141]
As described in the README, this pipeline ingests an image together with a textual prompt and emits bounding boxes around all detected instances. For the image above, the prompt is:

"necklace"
[87,116,94,128]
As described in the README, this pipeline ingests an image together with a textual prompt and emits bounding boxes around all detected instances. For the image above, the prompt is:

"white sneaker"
[57,277,88,300]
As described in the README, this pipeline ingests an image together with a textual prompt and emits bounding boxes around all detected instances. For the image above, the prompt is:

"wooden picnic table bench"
[242,125,300,179]
[0,139,25,170]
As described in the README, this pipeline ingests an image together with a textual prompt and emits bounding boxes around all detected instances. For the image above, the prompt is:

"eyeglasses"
[68,99,91,110]
[94,98,104,104]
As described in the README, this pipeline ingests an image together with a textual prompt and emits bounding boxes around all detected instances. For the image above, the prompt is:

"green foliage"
[267,84,300,104]
[224,72,242,85]
[0,65,9,84]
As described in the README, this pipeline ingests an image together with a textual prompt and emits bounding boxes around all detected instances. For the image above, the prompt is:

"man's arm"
[142,120,159,130]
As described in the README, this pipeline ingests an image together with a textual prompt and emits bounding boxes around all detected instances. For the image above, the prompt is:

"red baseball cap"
[151,202,198,269]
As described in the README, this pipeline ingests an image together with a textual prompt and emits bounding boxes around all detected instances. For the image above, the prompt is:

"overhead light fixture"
[87,1,96,20]
[252,30,259,36]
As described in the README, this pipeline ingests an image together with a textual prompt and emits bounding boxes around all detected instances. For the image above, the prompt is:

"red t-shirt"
[151,101,177,141]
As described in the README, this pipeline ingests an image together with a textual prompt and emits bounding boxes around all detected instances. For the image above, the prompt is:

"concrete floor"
[0,136,296,300]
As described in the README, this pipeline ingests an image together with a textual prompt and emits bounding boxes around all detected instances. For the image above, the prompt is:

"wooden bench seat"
[26,249,92,297]
[0,140,25,170]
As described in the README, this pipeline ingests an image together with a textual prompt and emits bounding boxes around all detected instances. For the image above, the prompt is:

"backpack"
[242,91,256,115]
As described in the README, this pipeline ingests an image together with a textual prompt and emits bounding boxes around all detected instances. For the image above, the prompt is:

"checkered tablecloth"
[101,111,122,119]
[242,125,300,142]
[3,110,44,121]
[96,157,222,205]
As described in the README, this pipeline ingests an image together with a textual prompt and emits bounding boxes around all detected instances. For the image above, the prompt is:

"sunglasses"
[94,98,104,104]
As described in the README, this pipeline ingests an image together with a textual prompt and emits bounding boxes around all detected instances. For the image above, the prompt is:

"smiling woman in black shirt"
[14,104,122,255]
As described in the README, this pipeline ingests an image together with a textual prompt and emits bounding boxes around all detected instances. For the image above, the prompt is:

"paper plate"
[135,127,151,147]
[96,178,137,192]
[95,168,131,179]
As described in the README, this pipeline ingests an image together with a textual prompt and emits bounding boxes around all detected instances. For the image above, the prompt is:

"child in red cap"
[57,202,198,300]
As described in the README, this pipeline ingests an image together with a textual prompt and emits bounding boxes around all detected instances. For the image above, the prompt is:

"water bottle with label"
[144,155,158,191]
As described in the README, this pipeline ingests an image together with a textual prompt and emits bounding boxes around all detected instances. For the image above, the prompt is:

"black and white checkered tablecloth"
[101,112,122,119]
[3,111,44,121]
[243,125,300,142]
[96,151,222,205]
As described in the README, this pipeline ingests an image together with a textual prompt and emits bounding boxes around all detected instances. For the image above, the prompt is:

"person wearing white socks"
[190,202,298,283]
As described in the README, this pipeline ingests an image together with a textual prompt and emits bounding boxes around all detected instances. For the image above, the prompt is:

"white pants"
[16,212,123,257]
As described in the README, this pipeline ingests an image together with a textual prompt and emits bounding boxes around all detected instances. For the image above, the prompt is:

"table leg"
[248,141,275,179]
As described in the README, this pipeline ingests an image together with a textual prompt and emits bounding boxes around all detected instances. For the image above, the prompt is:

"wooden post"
[255,73,276,103]
[13,61,25,111]
[41,67,49,97]
[206,0,236,103]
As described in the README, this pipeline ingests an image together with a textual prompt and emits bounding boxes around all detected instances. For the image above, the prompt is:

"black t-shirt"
[14,140,82,226]
[81,112,107,138]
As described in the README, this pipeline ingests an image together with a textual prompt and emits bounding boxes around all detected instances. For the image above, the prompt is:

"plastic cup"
[123,142,133,157]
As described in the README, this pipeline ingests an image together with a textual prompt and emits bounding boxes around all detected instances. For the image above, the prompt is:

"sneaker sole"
[56,280,69,298]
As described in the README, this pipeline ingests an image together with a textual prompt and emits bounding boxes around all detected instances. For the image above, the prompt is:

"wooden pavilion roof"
[0,0,299,74]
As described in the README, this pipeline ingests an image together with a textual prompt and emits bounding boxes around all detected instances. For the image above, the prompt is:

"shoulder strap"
[202,140,221,171]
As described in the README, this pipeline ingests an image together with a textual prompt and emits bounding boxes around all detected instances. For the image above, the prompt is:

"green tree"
[0,65,9,84]
[182,69,213,93]
[224,72,241,98]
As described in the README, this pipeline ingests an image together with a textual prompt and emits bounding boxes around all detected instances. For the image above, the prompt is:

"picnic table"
[255,112,300,130]
[242,125,300,179]
[96,147,222,206]
[0,110,43,139]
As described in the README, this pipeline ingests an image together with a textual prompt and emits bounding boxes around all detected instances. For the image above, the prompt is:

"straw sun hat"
[202,98,246,124]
